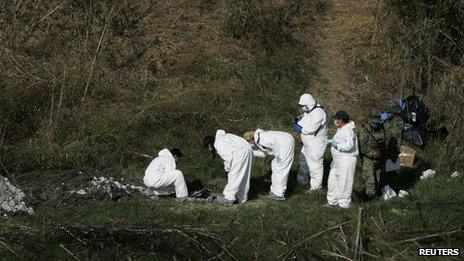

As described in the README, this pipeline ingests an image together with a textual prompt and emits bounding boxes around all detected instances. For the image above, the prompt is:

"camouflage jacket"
[383,116,404,160]
[359,124,386,160]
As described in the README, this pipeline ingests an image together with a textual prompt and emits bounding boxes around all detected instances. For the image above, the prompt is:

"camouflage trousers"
[362,158,385,197]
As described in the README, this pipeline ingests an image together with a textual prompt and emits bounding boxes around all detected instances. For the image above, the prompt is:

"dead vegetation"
[1,0,463,259]
[0,0,325,172]
[1,221,238,259]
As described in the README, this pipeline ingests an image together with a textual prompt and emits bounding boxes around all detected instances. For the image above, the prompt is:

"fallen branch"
[25,1,67,31]
[279,220,351,260]
[58,225,236,259]
[322,250,353,261]
[59,244,80,261]
[397,227,462,243]
[353,207,363,260]
[0,239,19,257]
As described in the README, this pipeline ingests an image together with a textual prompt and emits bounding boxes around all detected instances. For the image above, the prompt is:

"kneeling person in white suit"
[243,129,294,201]
[143,148,188,200]
[204,130,253,205]
[326,111,359,209]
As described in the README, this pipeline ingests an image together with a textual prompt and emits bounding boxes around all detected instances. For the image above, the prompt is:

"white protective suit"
[143,149,188,198]
[252,129,295,197]
[327,121,359,208]
[214,130,253,203]
[296,94,328,190]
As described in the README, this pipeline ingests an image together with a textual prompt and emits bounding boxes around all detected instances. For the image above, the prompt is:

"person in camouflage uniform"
[381,102,404,165]
[383,116,403,163]
[359,117,387,198]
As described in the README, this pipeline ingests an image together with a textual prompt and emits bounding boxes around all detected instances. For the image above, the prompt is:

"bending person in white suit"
[243,129,295,201]
[204,130,253,205]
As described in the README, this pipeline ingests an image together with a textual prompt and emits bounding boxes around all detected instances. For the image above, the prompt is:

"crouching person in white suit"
[143,148,189,201]
[325,111,359,209]
[203,130,253,206]
[243,129,294,201]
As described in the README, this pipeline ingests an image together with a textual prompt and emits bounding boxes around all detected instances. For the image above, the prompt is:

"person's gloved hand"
[292,122,303,133]
[224,163,231,172]
[331,139,338,149]
[380,112,391,123]
[276,156,282,166]
[371,149,381,159]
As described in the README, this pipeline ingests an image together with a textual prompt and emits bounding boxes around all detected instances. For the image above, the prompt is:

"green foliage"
[0,0,319,173]
[383,0,464,91]
[0,1,463,259]
[2,165,463,259]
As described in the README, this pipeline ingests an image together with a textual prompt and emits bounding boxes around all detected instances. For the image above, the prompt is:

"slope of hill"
[0,0,463,259]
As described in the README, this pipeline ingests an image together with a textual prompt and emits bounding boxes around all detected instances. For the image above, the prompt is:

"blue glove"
[380,112,391,123]
[292,122,303,133]
[397,98,406,111]
[276,156,282,166]
[331,139,338,148]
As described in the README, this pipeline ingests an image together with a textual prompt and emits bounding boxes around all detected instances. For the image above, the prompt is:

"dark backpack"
[399,95,429,129]
[308,105,326,136]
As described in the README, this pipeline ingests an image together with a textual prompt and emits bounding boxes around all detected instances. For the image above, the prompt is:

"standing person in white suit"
[292,93,328,192]
[243,129,295,201]
[143,148,189,200]
[325,111,359,209]
[203,130,253,205]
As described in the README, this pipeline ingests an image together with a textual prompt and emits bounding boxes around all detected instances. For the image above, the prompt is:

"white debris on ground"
[398,190,409,198]
[90,176,144,193]
[0,176,34,215]
[70,176,145,200]
[420,169,436,180]
[381,185,397,201]
[451,171,461,178]
[70,189,88,195]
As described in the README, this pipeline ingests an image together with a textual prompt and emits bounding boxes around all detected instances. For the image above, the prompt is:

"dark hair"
[333,110,350,123]
[170,148,182,157]
[203,135,215,148]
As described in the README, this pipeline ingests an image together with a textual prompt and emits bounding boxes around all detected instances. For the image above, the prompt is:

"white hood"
[332,120,358,156]
[215,129,226,139]
[253,128,264,142]
[298,93,316,108]
[344,121,356,130]
[158,148,173,158]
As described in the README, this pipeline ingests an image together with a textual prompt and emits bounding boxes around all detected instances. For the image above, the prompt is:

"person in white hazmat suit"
[292,93,328,191]
[143,148,189,200]
[243,129,295,201]
[325,111,359,209]
[203,130,253,205]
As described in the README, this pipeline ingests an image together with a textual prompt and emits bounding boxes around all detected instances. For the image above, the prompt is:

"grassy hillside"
[1,0,463,259]
[1,0,325,173]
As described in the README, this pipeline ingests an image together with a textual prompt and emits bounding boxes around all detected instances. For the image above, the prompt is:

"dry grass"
[0,0,324,171]
[308,0,390,121]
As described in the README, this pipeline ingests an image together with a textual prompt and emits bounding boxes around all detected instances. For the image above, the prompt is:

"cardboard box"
[400,145,416,167]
